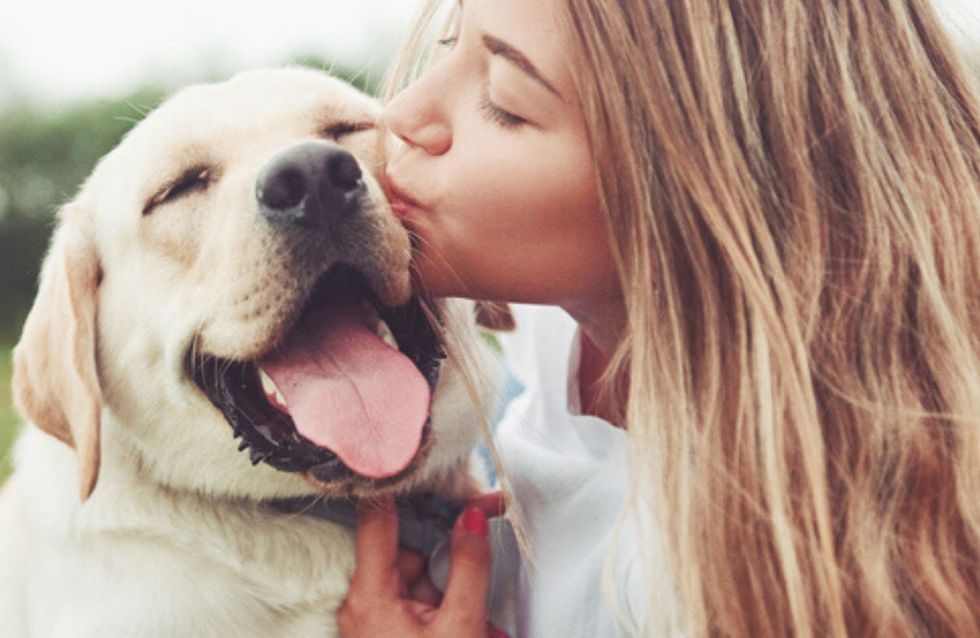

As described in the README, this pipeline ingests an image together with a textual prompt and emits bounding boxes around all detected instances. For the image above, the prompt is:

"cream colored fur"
[0,68,496,637]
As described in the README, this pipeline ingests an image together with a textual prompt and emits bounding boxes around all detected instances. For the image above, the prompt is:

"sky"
[0,0,978,109]
[0,0,423,108]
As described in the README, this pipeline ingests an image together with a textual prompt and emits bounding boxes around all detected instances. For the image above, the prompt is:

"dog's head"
[11,68,495,501]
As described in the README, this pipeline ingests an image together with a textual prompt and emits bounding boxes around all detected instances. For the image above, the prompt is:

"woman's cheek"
[413,122,602,299]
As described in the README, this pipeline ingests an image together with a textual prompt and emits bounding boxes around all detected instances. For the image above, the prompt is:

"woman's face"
[383,0,617,305]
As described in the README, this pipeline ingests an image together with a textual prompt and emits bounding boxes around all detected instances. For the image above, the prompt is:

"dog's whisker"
[345,62,374,92]
[113,115,142,127]
[409,234,469,297]
[123,98,155,118]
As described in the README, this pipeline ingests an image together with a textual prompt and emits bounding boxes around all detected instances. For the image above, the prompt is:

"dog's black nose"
[256,142,364,230]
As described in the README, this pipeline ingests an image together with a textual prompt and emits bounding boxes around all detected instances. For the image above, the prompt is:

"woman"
[338,0,980,636]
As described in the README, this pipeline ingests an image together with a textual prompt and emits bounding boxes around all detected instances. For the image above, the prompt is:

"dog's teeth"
[376,320,399,350]
[258,368,289,409]
[259,368,277,395]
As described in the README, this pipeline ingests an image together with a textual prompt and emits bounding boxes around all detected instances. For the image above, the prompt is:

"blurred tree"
[0,86,167,340]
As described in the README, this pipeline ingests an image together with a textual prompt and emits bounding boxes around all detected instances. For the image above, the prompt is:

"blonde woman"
[337,0,980,636]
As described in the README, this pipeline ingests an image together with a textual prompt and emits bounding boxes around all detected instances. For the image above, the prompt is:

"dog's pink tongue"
[258,295,430,479]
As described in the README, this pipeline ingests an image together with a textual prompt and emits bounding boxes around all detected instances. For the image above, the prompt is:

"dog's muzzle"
[189,142,445,488]
[190,269,445,483]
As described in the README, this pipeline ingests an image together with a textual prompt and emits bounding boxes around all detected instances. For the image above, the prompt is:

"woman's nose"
[383,86,452,156]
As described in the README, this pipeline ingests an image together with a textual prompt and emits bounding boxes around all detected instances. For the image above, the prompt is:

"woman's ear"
[474,302,516,332]
[12,206,103,501]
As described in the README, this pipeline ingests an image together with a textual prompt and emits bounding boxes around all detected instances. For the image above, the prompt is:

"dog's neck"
[268,493,462,558]
[94,414,464,558]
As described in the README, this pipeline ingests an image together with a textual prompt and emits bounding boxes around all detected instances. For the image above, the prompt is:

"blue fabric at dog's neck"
[272,493,522,612]
[269,493,463,558]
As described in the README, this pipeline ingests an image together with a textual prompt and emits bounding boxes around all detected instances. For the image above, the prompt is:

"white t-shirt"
[494,304,680,637]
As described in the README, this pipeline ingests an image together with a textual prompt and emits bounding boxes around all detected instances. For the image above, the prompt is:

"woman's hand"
[337,494,508,637]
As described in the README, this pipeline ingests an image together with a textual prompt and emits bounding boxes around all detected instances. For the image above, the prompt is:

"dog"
[0,67,505,637]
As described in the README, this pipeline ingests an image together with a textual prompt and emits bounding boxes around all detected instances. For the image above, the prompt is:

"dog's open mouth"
[190,264,444,483]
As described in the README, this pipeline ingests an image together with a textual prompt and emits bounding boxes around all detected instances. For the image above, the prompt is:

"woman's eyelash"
[437,36,458,49]
[479,92,526,129]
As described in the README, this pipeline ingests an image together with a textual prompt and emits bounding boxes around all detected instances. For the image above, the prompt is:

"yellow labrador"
[0,68,501,637]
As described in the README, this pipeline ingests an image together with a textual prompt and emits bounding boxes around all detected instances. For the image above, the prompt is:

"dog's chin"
[187,263,446,496]
[298,437,436,499]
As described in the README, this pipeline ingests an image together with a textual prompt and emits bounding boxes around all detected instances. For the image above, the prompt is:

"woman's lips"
[384,176,424,220]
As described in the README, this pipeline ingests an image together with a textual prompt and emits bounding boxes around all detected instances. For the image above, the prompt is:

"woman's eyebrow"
[482,33,563,100]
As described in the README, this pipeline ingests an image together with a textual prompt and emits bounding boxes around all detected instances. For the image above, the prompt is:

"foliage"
[0,87,166,340]
[0,347,17,483]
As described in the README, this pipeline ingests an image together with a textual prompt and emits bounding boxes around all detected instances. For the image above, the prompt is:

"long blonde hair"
[386,1,980,635]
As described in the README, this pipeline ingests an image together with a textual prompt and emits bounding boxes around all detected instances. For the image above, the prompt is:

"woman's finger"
[396,547,428,593]
[467,490,507,517]
[407,573,444,607]
[406,599,438,619]
[350,494,400,597]
[437,507,492,630]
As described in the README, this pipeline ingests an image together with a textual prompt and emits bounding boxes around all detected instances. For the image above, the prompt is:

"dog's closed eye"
[143,166,213,215]
[321,121,375,140]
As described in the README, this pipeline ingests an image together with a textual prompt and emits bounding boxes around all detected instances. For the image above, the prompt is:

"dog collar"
[270,492,520,609]
[268,493,462,558]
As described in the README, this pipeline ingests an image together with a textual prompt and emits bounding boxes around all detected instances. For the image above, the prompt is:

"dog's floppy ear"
[12,205,103,500]
[474,302,516,332]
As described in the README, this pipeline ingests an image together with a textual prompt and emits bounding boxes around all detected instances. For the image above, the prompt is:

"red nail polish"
[461,507,489,536]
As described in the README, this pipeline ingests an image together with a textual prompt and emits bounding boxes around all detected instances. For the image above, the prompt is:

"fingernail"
[460,506,489,537]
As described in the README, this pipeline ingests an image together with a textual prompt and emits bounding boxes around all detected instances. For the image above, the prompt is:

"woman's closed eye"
[479,90,527,129]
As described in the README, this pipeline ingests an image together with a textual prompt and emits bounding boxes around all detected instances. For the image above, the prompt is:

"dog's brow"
[321,121,376,139]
